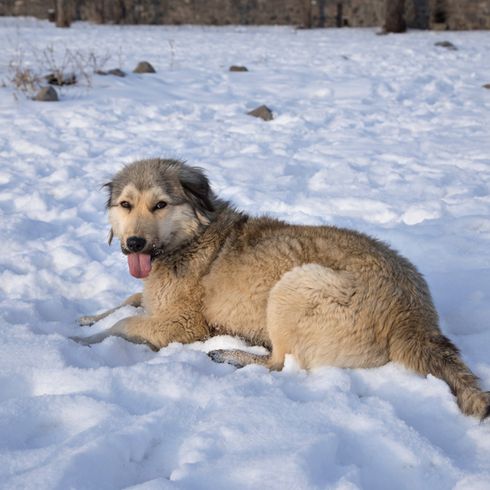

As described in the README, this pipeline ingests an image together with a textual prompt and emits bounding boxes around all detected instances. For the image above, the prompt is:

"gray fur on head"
[104,159,216,217]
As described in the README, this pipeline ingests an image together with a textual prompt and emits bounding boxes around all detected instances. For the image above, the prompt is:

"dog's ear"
[102,181,113,209]
[102,182,114,245]
[178,166,215,215]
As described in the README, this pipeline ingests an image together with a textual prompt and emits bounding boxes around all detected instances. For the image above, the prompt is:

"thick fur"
[76,158,490,420]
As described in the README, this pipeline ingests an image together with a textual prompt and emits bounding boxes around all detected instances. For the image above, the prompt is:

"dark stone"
[229,65,248,72]
[96,68,126,77]
[45,72,76,86]
[108,68,126,77]
[133,61,156,74]
[247,105,273,121]
[34,86,59,102]
[435,41,458,50]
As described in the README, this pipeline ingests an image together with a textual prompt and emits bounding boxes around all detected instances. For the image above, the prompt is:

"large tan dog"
[75,158,490,419]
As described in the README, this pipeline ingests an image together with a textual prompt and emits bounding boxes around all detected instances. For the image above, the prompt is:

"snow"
[1,17,490,489]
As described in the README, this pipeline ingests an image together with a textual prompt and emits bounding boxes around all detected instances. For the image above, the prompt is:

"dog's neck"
[152,202,248,276]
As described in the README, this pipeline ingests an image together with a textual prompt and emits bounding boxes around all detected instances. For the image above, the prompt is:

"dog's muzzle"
[126,236,147,253]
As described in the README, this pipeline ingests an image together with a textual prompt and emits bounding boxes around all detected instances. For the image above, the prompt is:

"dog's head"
[105,159,215,278]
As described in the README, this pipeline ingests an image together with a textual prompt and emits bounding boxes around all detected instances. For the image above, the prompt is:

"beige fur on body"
[75,159,490,419]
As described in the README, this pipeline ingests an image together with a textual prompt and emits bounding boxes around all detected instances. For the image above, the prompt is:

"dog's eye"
[120,201,131,209]
[153,201,167,211]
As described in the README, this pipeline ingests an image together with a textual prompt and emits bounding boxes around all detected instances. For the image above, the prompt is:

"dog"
[74,158,490,419]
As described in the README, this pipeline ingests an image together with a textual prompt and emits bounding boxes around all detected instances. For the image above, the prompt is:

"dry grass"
[6,43,112,97]
[7,49,43,94]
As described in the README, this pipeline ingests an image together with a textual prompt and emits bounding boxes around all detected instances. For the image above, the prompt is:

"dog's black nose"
[126,236,147,252]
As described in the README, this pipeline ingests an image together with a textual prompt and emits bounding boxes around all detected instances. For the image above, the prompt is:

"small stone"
[229,65,248,72]
[435,41,458,50]
[45,72,76,86]
[34,86,59,102]
[247,105,273,121]
[96,68,126,77]
[133,61,156,73]
[108,68,126,77]
[483,83,490,89]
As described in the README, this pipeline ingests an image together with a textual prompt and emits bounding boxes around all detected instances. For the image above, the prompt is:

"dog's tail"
[390,328,490,420]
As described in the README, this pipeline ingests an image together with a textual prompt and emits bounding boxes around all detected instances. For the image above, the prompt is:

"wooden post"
[95,0,105,24]
[384,0,406,33]
[56,0,71,28]
[303,0,312,28]
[336,3,343,27]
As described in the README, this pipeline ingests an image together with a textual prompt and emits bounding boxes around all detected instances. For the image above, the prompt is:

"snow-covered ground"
[1,17,490,489]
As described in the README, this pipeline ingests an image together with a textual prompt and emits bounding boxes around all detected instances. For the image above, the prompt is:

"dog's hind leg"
[208,349,272,369]
[208,264,361,371]
[79,292,143,326]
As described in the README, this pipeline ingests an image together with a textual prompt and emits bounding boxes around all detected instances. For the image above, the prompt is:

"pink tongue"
[127,253,152,279]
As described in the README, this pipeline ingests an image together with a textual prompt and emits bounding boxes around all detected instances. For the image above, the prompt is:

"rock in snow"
[247,104,274,121]
[229,65,249,72]
[133,61,156,73]
[434,40,458,50]
[96,68,126,77]
[45,72,77,86]
[34,85,59,101]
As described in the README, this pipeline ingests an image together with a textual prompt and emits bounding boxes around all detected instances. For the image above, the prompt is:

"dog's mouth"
[127,253,152,279]
[121,246,163,279]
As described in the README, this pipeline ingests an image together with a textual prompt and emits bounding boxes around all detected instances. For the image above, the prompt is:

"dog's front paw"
[69,335,93,347]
